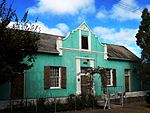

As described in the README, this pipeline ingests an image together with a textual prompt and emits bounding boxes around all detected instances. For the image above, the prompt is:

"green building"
[0,22,141,100]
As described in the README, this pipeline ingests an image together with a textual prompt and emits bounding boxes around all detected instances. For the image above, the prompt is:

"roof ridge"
[39,32,65,38]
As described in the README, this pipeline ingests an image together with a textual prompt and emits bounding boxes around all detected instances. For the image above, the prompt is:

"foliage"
[0,0,40,83]
[0,95,98,113]
[86,66,107,94]
[135,8,150,84]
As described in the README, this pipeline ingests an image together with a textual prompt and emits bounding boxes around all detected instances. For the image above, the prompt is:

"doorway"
[81,75,89,95]
[11,74,24,99]
[124,69,131,92]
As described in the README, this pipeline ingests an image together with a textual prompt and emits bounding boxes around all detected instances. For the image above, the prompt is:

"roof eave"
[107,57,141,62]
[37,50,59,55]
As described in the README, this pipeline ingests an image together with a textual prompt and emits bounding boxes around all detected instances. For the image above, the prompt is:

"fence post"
[36,98,37,113]
[10,99,12,113]
[26,98,27,113]
[92,95,94,110]
[75,96,76,113]
[54,98,57,113]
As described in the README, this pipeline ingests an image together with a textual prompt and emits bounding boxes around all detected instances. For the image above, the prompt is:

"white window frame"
[81,35,89,50]
[124,69,131,91]
[106,69,113,86]
[79,29,91,51]
[50,67,61,89]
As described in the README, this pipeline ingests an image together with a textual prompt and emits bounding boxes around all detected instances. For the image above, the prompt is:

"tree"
[135,8,150,84]
[0,0,40,84]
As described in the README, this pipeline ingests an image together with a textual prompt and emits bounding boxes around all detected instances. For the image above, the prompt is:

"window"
[125,69,130,76]
[104,69,116,86]
[50,67,60,88]
[105,69,113,86]
[81,67,90,74]
[81,36,88,49]
[44,66,66,89]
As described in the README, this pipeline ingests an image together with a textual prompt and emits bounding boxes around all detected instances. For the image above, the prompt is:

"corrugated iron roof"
[37,33,64,54]
[105,43,140,62]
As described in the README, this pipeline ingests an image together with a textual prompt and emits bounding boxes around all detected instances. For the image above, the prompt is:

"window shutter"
[101,69,108,87]
[113,69,116,87]
[44,66,51,89]
[61,67,66,89]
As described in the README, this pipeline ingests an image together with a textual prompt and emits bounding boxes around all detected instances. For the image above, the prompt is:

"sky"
[6,0,150,57]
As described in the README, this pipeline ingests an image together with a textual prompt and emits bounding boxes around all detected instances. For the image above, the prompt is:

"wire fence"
[0,94,98,113]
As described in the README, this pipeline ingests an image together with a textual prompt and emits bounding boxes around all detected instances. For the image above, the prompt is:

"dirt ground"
[60,101,150,113]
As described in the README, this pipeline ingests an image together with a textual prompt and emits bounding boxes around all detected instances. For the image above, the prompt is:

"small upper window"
[125,69,130,76]
[81,67,90,74]
[81,36,88,49]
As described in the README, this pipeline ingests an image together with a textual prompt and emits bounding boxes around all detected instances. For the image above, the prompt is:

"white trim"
[90,59,95,95]
[76,57,95,95]
[106,69,113,86]
[63,22,106,43]
[104,44,108,59]
[125,69,131,92]
[76,57,95,60]
[79,29,81,49]
[88,31,91,51]
[90,59,94,68]
[59,68,61,88]
[75,21,92,32]
[61,47,105,54]
[76,59,81,95]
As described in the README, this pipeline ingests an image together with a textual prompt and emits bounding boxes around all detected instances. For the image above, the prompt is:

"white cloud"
[93,26,138,43]
[96,0,142,21]
[93,26,115,35]
[56,23,69,33]
[34,21,69,36]
[96,8,108,19]
[93,26,141,56]
[111,0,141,21]
[96,11,106,19]
[28,0,95,15]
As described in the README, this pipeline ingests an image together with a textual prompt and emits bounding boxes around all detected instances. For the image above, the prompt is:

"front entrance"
[76,58,94,95]
[11,74,24,99]
[124,69,130,92]
[81,75,89,94]
[125,76,129,92]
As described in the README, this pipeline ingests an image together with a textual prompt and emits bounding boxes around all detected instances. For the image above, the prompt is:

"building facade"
[0,22,141,100]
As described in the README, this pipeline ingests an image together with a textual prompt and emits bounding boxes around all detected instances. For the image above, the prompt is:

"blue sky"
[7,0,150,57]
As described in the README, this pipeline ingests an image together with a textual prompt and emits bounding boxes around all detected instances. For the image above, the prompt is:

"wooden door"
[11,75,24,99]
[125,76,129,92]
[81,75,89,95]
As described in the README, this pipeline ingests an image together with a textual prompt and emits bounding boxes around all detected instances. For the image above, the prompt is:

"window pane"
[125,69,130,75]
[106,69,111,85]
[50,67,60,87]
[81,67,90,73]
[81,36,88,49]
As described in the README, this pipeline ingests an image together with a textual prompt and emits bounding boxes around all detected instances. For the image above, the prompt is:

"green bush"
[1,95,98,113]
